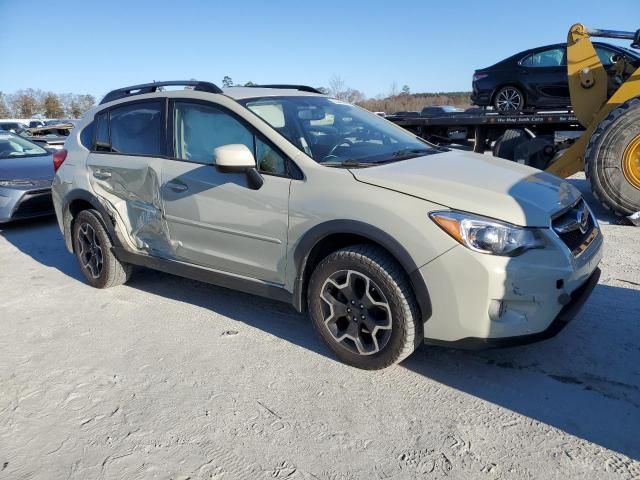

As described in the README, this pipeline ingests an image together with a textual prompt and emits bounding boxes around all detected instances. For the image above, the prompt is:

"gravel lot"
[0,175,638,480]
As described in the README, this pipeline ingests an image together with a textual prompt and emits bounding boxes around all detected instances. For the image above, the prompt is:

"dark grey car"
[0,132,55,223]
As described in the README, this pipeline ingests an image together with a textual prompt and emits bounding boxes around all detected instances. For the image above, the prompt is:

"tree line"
[221,75,471,114]
[1,78,471,120]
[0,89,96,119]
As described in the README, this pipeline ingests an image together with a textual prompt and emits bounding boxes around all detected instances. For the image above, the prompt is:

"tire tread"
[308,244,421,369]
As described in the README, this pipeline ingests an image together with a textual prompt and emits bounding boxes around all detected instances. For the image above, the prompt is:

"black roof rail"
[100,80,223,105]
[250,84,324,94]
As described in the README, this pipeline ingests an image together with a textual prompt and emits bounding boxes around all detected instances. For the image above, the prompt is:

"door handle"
[166,181,188,192]
[93,169,112,179]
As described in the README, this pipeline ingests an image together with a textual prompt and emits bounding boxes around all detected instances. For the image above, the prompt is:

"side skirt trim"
[112,247,293,305]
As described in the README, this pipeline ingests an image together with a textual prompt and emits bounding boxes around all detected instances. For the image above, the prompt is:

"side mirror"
[213,143,263,190]
[213,144,256,172]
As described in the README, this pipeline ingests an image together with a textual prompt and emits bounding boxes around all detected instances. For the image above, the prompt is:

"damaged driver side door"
[86,99,171,254]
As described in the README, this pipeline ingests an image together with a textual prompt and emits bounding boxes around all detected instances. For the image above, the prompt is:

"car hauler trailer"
[389,24,640,218]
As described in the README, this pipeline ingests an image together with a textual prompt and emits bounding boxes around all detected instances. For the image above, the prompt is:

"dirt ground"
[0,175,638,480]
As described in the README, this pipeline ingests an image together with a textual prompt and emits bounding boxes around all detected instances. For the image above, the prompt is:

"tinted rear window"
[109,101,163,156]
[80,121,95,149]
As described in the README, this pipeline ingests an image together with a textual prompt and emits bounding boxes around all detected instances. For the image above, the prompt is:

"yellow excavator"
[546,24,640,218]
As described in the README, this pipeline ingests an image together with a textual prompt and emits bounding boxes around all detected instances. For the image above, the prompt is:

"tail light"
[473,72,489,82]
[53,149,68,172]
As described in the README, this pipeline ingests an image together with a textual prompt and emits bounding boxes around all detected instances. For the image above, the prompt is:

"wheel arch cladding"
[292,220,432,322]
[62,190,121,253]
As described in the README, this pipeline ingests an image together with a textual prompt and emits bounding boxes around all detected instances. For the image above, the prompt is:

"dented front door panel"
[86,153,170,253]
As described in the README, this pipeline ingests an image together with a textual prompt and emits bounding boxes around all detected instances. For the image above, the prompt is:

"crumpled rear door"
[85,100,171,255]
[87,153,170,253]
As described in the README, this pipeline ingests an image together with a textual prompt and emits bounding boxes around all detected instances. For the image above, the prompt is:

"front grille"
[552,198,598,256]
[12,191,54,219]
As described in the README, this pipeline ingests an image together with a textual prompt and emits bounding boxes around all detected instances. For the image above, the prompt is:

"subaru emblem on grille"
[578,205,589,234]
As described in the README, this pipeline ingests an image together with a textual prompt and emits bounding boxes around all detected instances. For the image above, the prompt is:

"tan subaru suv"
[51,81,603,369]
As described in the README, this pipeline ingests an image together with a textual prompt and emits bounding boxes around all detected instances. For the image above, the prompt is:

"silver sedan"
[0,132,55,223]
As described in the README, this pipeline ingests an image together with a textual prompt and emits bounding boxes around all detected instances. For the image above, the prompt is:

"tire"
[585,97,640,217]
[493,129,529,161]
[72,209,132,288]
[307,244,421,370]
[493,86,525,112]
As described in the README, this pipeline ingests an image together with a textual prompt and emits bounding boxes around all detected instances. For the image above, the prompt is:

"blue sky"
[1,0,638,99]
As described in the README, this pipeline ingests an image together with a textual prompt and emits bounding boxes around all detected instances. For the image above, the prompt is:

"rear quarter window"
[80,121,95,149]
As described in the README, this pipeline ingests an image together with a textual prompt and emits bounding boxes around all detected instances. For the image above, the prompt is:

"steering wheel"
[326,137,355,158]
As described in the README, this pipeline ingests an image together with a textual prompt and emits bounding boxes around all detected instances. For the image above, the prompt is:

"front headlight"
[430,210,545,256]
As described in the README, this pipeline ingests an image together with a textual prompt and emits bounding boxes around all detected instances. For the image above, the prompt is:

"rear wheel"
[493,86,524,112]
[585,97,640,216]
[73,209,132,288]
[307,245,421,370]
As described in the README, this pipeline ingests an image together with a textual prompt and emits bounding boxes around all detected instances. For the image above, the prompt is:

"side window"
[109,101,163,156]
[94,112,110,152]
[80,121,95,150]
[521,48,566,67]
[256,137,287,175]
[595,46,616,66]
[174,101,254,164]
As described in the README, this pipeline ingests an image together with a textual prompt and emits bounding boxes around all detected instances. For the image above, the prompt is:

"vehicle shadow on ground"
[3,217,638,460]
[405,282,640,461]
[566,175,625,225]
[121,270,640,461]
[0,216,85,281]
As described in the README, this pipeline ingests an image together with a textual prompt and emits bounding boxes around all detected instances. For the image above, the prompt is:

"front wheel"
[307,245,421,370]
[493,86,525,112]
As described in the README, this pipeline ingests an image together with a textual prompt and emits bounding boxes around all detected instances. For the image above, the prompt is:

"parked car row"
[0,132,55,223]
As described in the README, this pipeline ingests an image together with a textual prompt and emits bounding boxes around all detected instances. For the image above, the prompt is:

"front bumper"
[417,227,603,346]
[424,267,600,349]
[0,185,54,223]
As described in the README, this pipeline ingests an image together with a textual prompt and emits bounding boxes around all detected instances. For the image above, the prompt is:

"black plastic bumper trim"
[112,247,293,305]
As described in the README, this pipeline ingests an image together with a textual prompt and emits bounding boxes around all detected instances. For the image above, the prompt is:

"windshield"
[239,96,442,167]
[0,133,48,159]
[621,46,640,59]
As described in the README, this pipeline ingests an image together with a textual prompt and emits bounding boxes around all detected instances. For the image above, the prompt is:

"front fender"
[291,219,432,322]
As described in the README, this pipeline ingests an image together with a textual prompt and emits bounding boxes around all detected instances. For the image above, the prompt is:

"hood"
[0,154,54,182]
[351,150,581,227]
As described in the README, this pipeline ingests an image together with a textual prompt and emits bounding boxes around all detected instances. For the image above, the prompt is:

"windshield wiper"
[392,148,432,158]
[374,148,435,164]
[321,159,376,168]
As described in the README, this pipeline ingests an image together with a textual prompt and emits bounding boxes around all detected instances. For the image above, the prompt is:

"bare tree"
[43,92,64,118]
[401,85,410,96]
[75,94,96,116]
[0,92,11,118]
[389,82,399,98]
[344,88,365,104]
[8,89,41,118]
[328,75,347,99]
